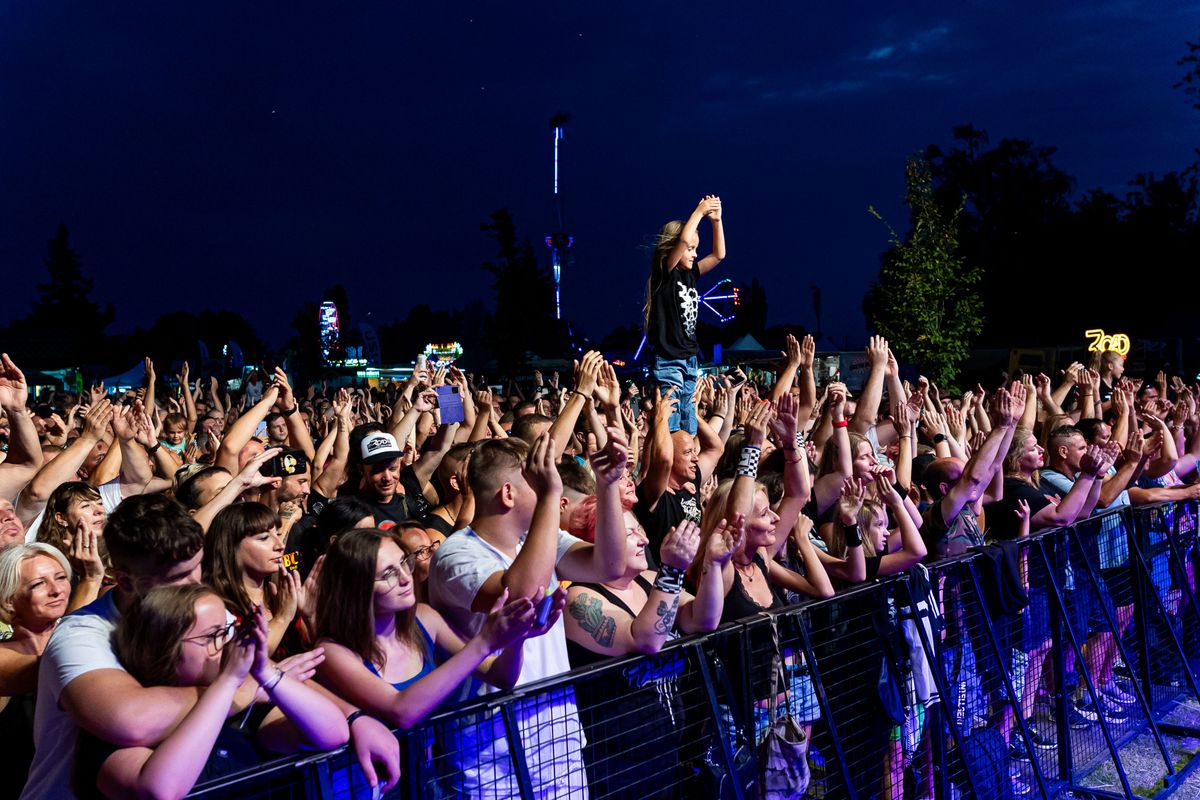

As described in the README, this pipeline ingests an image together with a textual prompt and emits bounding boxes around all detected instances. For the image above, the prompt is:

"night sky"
[3,2,1197,352]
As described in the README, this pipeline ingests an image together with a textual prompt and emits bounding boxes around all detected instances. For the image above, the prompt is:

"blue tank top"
[363,619,437,690]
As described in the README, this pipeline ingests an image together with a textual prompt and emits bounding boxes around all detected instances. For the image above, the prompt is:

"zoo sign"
[1085,329,1130,357]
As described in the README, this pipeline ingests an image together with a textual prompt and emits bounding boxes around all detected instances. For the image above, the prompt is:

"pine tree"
[867,157,983,387]
[31,224,114,334]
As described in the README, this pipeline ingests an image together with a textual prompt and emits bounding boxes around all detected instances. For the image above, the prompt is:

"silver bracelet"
[261,667,284,693]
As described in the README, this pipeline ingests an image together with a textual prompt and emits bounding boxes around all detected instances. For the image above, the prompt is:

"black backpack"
[959,728,1013,800]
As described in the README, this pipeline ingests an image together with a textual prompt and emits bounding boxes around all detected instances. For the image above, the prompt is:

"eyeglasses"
[183,620,238,656]
[376,557,416,589]
[411,541,441,562]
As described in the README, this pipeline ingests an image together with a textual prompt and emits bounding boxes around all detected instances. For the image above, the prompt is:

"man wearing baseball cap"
[353,428,433,528]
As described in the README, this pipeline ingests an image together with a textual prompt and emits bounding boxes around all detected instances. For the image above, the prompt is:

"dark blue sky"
[3,2,1197,351]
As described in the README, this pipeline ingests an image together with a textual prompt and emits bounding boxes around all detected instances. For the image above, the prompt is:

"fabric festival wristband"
[795,431,806,447]
[736,445,761,478]
[654,564,686,594]
[833,419,849,429]
[843,523,863,548]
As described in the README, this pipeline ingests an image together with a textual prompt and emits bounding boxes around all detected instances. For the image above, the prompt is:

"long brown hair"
[37,481,102,556]
[314,528,418,670]
[202,502,282,619]
[643,220,685,331]
[116,583,213,687]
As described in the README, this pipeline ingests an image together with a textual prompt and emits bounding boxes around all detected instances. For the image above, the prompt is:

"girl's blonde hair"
[643,220,685,331]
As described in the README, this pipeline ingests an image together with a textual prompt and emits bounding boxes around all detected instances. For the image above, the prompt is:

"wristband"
[893,481,906,497]
[654,564,686,595]
[736,445,762,478]
[261,667,284,693]
[282,405,299,417]
[346,710,368,727]
[843,523,863,548]
[795,431,806,448]
[833,419,849,429]
[932,433,947,444]
[146,441,162,454]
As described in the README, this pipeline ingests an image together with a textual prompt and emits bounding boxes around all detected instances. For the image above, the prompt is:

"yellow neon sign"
[1085,329,1130,357]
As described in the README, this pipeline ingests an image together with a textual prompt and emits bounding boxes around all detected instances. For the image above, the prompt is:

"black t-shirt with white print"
[648,265,700,360]
[634,468,705,569]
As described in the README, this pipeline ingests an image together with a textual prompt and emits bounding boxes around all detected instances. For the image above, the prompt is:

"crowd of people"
[1,202,1198,800]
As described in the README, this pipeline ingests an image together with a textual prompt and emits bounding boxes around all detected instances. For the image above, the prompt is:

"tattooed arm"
[563,579,680,657]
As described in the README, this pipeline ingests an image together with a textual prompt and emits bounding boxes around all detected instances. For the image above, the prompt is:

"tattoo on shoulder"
[568,593,616,647]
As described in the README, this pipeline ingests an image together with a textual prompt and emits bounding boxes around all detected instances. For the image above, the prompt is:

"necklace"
[733,558,757,582]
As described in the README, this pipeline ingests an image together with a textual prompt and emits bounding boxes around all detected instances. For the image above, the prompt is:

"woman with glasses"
[82,585,347,800]
[314,528,548,730]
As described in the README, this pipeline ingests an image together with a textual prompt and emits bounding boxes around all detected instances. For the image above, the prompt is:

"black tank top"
[566,576,656,668]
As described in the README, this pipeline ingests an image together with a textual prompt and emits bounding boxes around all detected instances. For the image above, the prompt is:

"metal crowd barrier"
[186,500,1200,800]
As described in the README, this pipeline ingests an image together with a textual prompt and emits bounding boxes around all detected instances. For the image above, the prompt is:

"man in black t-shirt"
[354,430,433,528]
[633,388,723,564]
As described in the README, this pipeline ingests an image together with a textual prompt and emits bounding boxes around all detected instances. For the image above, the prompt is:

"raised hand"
[523,432,562,496]
[783,334,802,368]
[828,382,848,422]
[590,425,630,486]
[707,513,746,566]
[270,367,294,409]
[273,566,302,624]
[1080,444,1108,477]
[218,613,259,685]
[69,519,107,583]
[866,335,889,367]
[573,351,603,397]
[920,405,947,442]
[743,400,774,447]
[769,392,800,444]
[873,467,902,504]
[479,589,538,651]
[412,388,438,413]
[837,478,866,525]
[654,386,678,426]
[946,404,966,442]
[0,353,29,410]
[593,360,621,409]
[659,520,702,570]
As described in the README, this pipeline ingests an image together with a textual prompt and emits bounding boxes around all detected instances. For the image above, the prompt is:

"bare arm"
[0,354,42,501]
[696,201,725,275]
[639,388,676,513]
[768,335,802,407]
[849,336,888,434]
[215,386,280,473]
[558,427,629,584]
[474,434,563,611]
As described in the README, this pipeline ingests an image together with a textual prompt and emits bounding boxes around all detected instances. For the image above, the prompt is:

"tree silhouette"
[481,209,561,369]
[2,224,116,367]
[867,157,983,387]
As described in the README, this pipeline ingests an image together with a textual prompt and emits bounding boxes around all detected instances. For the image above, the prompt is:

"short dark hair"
[557,458,595,496]
[1075,418,1106,444]
[468,438,529,499]
[511,413,553,444]
[175,466,230,511]
[264,412,284,426]
[105,495,204,572]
